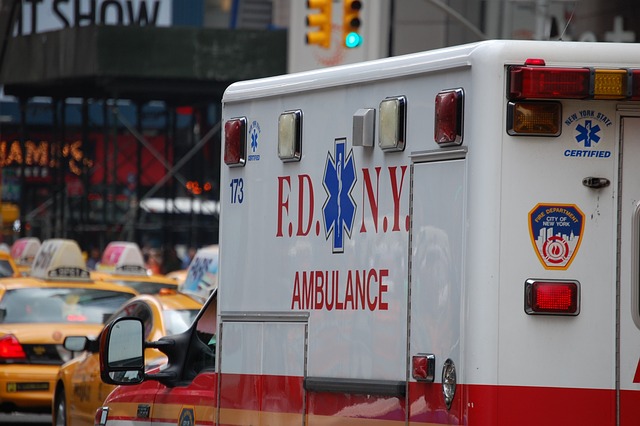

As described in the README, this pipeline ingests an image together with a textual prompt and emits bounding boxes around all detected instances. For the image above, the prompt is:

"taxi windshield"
[109,280,176,295]
[0,288,134,324]
[162,309,200,335]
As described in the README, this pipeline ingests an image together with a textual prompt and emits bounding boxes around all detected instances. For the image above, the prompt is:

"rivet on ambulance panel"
[379,96,406,152]
[278,110,303,162]
[353,108,376,147]
[224,117,247,167]
[412,353,435,382]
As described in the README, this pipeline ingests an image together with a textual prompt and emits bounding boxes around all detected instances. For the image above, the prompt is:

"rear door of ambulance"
[500,51,640,425]
[619,113,640,424]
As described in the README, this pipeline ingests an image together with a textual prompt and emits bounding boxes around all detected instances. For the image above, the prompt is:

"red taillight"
[0,335,27,360]
[631,70,640,100]
[509,66,591,100]
[434,88,464,145]
[224,117,247,167]
[525,279,580,315]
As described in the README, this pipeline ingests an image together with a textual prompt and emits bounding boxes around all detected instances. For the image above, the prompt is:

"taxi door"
[618,115,640,424]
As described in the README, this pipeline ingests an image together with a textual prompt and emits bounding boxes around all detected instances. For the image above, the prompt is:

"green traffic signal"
[345,32,362,48]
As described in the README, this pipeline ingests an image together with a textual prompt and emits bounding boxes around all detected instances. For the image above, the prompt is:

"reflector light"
[412,353,435,382]
[509,66,590,100]
[593,69,628,99]
[379,96,407,152]
[95,406,109,426]
[278,110,303,162]
[525,279,580,315]
[507,101,561,136]
[524,58,546,66]
[434,88,464,145]
[0,335,26,360]
[224,117,247,167]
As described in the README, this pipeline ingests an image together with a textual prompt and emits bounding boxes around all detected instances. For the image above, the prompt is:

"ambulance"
[100,39,640,425]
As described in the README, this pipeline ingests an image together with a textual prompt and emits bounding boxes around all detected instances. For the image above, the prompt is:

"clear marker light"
[345,32,362,48]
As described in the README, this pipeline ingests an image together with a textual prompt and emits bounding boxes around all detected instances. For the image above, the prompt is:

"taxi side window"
[0,260,13,277]
[130,303,153,339]
[184,298,216,380]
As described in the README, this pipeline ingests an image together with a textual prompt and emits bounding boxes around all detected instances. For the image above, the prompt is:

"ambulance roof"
[30,238,91,281]
[179,245,219,300]
[222,40,640,103]
[10,237,41,266]
[97,241,148,276]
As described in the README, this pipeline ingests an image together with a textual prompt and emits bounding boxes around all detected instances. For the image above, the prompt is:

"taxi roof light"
[30,239,91,281]
[97,241,148,276]
[10,237,41,266]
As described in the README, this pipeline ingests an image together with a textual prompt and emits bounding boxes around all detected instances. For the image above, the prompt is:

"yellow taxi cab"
[165,268,187,284]
[10,237,41,276]
[52,291,202,426]
[90,241,179,295]
[0,238,138,415]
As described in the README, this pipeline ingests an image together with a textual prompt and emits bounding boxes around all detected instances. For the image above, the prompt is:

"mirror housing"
[63,336,89,352]
[100,317,145,385]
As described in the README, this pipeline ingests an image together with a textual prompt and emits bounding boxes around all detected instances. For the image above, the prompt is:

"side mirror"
[64,336,99,353]
[63,336,89,352]
[100,317,145,385]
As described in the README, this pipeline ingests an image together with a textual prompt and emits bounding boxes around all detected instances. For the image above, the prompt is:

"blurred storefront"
[0,0,286,250]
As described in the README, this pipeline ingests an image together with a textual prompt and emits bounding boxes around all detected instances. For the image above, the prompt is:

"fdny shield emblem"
[179,407,195,426]
[529,203,584,270]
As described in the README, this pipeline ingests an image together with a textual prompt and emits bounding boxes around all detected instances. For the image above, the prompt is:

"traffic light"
[306,0,332,49]
[343,0,362,48]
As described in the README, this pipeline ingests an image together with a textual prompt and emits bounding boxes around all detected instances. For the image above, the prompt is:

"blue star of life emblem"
[575,120,601,147]
[323,139,357,253]
[250,127,259,152]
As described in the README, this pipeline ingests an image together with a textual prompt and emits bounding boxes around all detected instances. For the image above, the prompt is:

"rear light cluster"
[0,335,27,361]
[509,64,640,101]
[525,279,580,316]
[508,61,640,136]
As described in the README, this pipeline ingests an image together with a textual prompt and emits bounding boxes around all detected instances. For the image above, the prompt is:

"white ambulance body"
[218,40,640,424]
